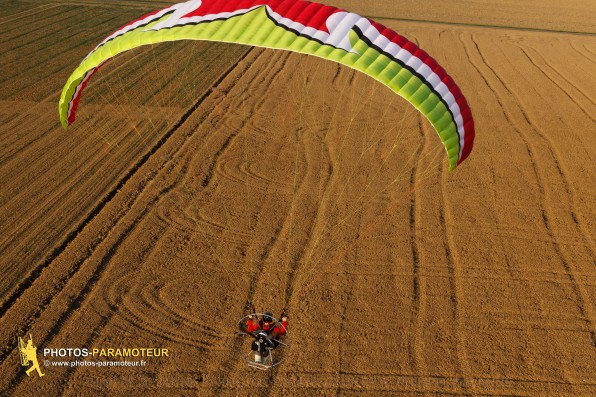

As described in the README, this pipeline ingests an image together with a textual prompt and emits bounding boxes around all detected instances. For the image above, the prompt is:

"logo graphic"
[18,334,45,377]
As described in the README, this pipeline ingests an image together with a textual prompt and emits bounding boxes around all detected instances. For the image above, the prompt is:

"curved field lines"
[1,1,595,396]
[463,30,596,345]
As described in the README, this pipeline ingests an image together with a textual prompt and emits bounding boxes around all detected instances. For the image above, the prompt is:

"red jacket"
[247,317,287,336]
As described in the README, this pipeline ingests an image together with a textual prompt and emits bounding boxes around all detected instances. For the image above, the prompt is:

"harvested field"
[0,0,594,396]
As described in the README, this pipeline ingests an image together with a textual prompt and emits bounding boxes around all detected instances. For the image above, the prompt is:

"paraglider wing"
[59,0,474,169]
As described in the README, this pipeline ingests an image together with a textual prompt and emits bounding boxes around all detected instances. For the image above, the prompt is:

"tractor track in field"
[514,45,595,123]
[368,15,596,37]
[408,116,431,393]
[0,4,61,25]
[438,156,477,396]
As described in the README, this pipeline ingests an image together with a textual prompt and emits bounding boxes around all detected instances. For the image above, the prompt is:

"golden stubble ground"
[0,1,594,395]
